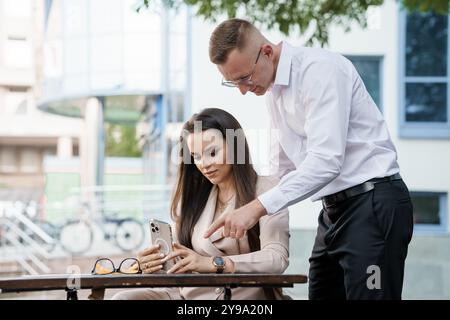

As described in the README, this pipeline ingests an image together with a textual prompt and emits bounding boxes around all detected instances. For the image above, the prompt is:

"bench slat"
[0,273,307,293]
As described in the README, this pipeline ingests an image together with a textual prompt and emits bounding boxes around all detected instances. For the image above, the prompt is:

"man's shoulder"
[291,44,346,68]
[289,45,352,84]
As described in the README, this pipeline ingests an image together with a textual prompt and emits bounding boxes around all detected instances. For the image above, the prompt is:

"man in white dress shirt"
[204,18,414,300]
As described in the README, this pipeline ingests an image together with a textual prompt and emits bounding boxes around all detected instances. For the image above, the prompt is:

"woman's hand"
[162,243,215,274]
[137,244,166,274]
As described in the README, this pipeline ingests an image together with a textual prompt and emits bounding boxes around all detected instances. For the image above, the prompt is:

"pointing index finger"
[203,216,225,239]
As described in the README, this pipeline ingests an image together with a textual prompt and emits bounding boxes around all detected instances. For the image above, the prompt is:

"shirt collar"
[273,41,293,87]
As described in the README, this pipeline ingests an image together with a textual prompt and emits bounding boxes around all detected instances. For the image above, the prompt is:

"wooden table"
[0,273,307,300]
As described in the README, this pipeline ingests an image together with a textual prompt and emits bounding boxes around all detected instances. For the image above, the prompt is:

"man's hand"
[203,199,267,239]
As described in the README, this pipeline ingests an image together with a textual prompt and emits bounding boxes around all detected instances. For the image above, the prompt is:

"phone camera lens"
[151,227,155,233]
[155,227,159,232]
[150,223,155,227]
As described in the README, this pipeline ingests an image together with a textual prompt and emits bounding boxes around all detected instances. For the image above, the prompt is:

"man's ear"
[261,44,274,60]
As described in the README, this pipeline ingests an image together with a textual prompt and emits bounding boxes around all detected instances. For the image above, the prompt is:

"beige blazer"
[111,175,290,300]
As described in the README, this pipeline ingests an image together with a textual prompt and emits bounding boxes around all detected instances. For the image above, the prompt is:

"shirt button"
[215,288,223,294]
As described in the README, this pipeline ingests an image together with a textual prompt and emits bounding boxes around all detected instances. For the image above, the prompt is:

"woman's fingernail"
[160,253,165,258]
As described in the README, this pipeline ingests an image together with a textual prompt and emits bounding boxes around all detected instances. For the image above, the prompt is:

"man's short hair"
[209,18,256,65]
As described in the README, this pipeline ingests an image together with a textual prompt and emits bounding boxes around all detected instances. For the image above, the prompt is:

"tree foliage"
[137,0,449,46]
[105,123,143,157]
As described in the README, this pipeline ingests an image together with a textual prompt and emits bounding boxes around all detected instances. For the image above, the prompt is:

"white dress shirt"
[258,41,400,215]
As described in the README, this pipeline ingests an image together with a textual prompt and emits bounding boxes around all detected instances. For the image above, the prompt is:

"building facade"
[0,0,82,201]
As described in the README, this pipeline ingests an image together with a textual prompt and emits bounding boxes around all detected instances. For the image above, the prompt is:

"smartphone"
[149,219,176,272]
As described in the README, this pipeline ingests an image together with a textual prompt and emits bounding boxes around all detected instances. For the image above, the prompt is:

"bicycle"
[58,203,146,255]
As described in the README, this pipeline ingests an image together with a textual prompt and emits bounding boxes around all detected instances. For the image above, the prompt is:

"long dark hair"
[170,108,261,252]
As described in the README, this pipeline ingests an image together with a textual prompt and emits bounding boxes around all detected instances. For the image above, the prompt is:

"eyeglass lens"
[119,258,140,274]
[94,259,115,275]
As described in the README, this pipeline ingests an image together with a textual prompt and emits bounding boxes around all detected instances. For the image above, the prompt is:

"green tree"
[137,0,449,46]
[105,123,143,157]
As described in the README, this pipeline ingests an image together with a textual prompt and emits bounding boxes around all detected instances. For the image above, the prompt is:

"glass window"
[20,148,41,173]
[43,40,63,78]
[346,56,382,110]
[90,0,122,35]
[400,10,450,137]
[405,83,447,122]
[406,12,447,77]
[4,38,32,68]
[0,147,18,173]
[63,0,88,36]
[3,0,31,18]
[411,192,447,232]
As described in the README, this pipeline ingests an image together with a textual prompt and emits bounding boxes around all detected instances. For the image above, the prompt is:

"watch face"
[213,256,224,267]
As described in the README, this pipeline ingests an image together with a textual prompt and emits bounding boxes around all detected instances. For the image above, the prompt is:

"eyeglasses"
[221,48,262,88]
[91,258,142,275]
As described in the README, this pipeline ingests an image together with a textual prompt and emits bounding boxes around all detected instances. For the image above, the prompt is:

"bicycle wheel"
[28,221,57,253]
[59,219,93,255]
[114,218,145,252]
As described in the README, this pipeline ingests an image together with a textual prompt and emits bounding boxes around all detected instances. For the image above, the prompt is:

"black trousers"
[308,179,414,300]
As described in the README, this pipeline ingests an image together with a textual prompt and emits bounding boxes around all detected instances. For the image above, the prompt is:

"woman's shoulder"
[256,175,280,196]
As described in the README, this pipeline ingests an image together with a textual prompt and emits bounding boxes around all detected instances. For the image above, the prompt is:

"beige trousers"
[111,287,183,300]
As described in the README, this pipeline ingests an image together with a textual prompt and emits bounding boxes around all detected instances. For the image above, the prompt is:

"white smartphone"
[149,219,176,272]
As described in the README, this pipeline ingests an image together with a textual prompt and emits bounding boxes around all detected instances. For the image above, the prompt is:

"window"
[3,0,31,18]
[20,148,41,173]
[399,11,450,138]
[0,147,18,173]
[4,37,32,68]
[346,56,382,111]
[411,192,448,233]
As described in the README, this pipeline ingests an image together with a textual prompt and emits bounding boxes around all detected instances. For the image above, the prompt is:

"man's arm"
[258,60,353,215]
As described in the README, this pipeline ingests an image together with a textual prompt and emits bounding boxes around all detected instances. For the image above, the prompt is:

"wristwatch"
[212,256,226,274]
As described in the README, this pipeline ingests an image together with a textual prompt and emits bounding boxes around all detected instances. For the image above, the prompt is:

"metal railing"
[0,202,54,275]
[0,185,173,275]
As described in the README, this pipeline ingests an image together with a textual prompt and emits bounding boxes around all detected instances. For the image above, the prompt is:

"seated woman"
[112,108,290,300]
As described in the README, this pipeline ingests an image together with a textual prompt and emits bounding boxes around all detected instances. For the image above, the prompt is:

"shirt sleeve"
[258,60,353,214]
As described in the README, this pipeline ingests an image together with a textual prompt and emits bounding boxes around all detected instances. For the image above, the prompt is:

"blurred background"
[0,0,449,299]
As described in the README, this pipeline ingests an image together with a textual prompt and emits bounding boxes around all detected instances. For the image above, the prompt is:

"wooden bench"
[0,273,307,300]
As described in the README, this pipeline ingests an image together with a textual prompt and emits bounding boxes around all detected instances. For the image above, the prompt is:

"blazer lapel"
[192,186,224,256]
[192,187,248,257]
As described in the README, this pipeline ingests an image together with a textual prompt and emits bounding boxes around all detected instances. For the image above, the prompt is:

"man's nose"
[238,84,249,95]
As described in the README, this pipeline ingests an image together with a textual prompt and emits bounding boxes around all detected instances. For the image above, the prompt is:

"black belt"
[322,173,402,207]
